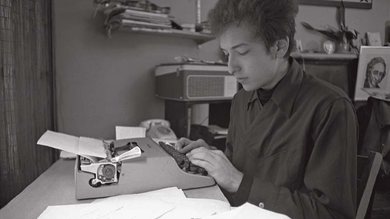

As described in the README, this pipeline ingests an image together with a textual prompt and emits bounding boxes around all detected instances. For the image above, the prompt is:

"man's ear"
[271,37,289,58]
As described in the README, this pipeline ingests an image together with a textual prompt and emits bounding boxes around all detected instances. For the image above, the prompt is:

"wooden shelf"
[109,26,215,44]
[291,52,358,61]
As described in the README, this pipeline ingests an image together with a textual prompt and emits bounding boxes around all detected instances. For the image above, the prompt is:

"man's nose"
[227,54,239,75]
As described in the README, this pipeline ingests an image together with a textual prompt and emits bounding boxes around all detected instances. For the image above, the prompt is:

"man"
[176,0,357,218]
[364,57,386,88]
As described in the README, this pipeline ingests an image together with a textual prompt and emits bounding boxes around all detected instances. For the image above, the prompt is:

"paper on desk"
[92,187,186,204]
[92,187,230,219]
[159,198,231,219]
[37,130,106,158]
[203,202,291,219]
[115,126,146,140]
[38,187,182,219]
[38,199,174,219]
[38,186,231,219]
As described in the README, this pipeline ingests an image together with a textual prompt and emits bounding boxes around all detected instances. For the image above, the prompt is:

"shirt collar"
[246,57,303,116]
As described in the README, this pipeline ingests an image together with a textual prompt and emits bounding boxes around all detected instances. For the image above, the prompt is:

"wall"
[54,0,390,139]
[296,0,390,51]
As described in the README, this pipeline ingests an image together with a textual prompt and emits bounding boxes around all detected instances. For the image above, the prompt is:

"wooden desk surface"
[0,159,227,219]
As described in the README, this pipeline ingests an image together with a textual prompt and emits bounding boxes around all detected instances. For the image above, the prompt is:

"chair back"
[356,151,383,219]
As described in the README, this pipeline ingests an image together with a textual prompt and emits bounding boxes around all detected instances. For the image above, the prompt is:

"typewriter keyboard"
[158,141,208,176]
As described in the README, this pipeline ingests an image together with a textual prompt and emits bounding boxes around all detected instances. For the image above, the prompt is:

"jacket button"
[258,202,265,208]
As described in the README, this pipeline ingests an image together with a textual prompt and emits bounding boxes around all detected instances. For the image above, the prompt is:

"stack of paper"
[38,186,291,219]
[38,187,231,219]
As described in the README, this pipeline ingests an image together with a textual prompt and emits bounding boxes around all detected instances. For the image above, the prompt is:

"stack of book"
[103,4,172,32]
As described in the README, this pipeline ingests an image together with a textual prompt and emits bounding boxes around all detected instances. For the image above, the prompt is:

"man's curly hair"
[208,0,298,57]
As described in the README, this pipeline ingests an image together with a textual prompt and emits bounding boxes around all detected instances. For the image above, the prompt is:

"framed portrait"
[354,46,390,101]
[299,0,372,9]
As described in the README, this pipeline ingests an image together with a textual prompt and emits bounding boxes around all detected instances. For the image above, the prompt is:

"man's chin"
[241,84,259,91]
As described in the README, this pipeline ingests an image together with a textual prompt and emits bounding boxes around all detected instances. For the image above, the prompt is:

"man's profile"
[364,57,386,88]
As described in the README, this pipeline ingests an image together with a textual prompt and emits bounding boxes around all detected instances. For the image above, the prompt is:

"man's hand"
[186,147,243,193]
[174,138,214,153]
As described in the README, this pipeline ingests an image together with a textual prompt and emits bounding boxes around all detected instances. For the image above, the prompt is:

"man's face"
[219,24,279,91]
[368,62,386,86]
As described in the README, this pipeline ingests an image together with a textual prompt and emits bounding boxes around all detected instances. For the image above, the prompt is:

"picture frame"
[299,0,372,9]
[354,46,390,101]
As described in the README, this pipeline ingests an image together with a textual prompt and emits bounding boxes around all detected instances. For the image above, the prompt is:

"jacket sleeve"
[225,98,357,219]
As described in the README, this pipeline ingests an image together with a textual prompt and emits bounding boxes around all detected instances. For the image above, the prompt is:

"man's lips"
[236,77,248,83]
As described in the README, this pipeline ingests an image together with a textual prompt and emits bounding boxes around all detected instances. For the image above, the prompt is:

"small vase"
[323,40,336,54]
[337,41,351,54]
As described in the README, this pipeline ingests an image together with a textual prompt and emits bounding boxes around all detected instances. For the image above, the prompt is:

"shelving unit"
[112,26,215,44]
[95,0,215,44]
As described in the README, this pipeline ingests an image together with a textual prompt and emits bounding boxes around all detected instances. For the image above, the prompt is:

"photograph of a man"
[364,57,387,88]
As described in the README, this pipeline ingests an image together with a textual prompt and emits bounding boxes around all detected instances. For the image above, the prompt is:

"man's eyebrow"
[231,43,249,49]
[220,43,249,51]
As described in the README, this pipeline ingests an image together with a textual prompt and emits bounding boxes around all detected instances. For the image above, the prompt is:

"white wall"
[54,0,390,139]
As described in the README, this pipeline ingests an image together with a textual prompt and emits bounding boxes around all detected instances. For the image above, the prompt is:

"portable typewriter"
[75,137,216,199]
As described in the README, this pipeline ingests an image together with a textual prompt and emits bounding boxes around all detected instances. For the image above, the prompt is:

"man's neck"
[262,59,290,90]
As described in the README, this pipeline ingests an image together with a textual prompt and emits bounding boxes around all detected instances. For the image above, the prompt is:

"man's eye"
[237,50,249,55]
[220,52,229,63]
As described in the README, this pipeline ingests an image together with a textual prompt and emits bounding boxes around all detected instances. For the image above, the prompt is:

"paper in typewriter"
[37,130,107,158]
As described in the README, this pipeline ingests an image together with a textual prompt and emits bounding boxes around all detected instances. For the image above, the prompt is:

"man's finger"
[178,139,207,153]
[174,137,192,150]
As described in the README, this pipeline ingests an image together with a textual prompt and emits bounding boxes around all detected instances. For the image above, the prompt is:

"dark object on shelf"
[171,20,183,30]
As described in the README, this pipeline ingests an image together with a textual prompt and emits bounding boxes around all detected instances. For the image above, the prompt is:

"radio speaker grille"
[187,76,225,97]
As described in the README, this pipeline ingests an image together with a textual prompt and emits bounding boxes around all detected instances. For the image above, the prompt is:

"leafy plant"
[301,0,359,52]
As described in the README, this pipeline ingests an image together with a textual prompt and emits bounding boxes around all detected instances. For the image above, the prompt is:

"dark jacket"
[225,59,358,219]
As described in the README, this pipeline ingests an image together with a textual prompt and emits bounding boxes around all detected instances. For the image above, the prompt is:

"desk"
[0,159,227,219]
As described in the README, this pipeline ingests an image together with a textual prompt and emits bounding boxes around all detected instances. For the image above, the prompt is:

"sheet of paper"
[37,130,106,158]
[92,187,186,204]
[38,187,232,219]
[203,202,291,219]
[59,150,76,159]
[159,198,231,219]
[37,130,79,154]
[115,126,146,140]
[78,136,106,158]
[38,199,173,219]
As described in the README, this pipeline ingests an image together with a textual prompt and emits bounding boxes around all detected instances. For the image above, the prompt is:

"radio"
[155,64,237,101]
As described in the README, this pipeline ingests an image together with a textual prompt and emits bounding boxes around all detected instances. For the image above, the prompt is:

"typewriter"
[75,137,215,199]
